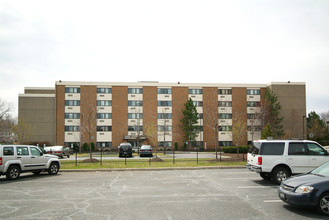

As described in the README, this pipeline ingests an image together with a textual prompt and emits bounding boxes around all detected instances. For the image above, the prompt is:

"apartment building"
[18,81,306,149]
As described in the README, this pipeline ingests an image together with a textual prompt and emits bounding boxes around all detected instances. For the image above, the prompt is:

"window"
[97,100,112,106]
[158,101,172,106]
[158,88,172,94]
[198,114,203,119]
[65,100,80,106]
[16,147,29,156]
[288,143,306,155]
[97,113,112,119]
[218,89,232,95]
[128,101,143,106]
[307,143,327,155]
[260,143,285,155]
[247,114,256,119]
[158,113,172,119]
[159,141,172,147]
[247,89,260,95]
[3,147,14,156]
[193,101,203,107]
[30,147,42,156]
[219,126,232,131]
[97,142,112,148]
[65,126,80,132]
[247,102,260,107]
[97,126,112,132]
[247,126,262,131]
[218,101,232,107]
[97,88,112,93]
[219,114,232,119]
[128,113,143,119]
[158,125,172,131]
[189,89,203,95]
[65,87,80,93]
[128,126,143,131]
[65,113,80,119]
[219,141,233,146]
[128,88,143,94]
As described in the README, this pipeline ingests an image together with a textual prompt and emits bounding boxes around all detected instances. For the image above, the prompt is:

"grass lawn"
[60,158,246,170]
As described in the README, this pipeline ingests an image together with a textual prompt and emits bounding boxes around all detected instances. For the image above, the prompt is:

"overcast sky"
[1,0,328,117]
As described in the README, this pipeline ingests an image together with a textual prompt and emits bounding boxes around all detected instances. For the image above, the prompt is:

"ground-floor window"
[219,141,233,146]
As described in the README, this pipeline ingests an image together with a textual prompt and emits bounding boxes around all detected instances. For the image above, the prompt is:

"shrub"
[222,146,249,154]
[83,142,89,152]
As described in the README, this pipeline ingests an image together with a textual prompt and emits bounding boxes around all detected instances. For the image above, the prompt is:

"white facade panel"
[128,107,143,113]
[97,119,112,125]
[128,119,143,126]
[157,107,172,113]
[157,119,172,126]
[65,93,80,100]
[65,132,80,142]
[97,106,112,113]
[247,95,261,102]
[218,107,232,113]
[157,94,172,100]
[97,132,112,142]
[128,94,143,100]
[218,95,232,101]
[97,94,112,100]
[65,106,80,113]
[158,133,173,142]
[247,107,261,114]
[248,131,261,141]
[218,132,232,141]
[189,94,203,101]
[65,119,80,125]
[218,119,232,126]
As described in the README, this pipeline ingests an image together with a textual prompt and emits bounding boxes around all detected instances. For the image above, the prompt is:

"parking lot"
[0,168,327,220]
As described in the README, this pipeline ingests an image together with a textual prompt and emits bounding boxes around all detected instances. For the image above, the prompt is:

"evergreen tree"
[261,123,273,139]
[307,111,329,145]
[262,88,284,138]
[180,98,199,149]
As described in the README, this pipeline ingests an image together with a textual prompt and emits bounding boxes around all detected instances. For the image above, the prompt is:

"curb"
[60,166,246,172]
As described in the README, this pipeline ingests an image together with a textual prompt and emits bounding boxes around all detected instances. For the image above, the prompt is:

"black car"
[278,161,329,216]
[118,143,133,158]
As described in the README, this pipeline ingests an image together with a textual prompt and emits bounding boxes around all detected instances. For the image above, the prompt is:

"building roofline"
[55,81,271,88]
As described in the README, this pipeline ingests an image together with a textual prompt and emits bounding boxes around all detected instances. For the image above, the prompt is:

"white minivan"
[246,140,329,184]
[0,145,60,180]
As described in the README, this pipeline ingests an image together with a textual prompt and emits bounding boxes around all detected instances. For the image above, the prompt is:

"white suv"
[0,145,60,180]
[246,140,329,184]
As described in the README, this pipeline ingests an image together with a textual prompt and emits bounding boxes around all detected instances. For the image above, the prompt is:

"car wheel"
[6,165,20,180]
[317,192,329,216]
[48,162,59,175]
[67,155,70,158]
[272,167,290,184]
[260,172,271,180]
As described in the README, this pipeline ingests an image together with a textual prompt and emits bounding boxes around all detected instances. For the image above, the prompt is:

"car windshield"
[141,146,151,150]
[311,162,329,177]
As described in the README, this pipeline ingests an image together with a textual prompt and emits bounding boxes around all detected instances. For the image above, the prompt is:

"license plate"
[279,193,285,200]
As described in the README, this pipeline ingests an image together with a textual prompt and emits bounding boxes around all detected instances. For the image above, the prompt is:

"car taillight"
[55,151,61,153]
[0,157,2,165]
[258,156,262,165]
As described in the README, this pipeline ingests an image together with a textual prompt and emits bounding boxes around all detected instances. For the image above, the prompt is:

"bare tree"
[144,122,159,157]
[0,98,13,120]
[231,112,247,157]
[0,114,16,144]
[11,118,33,144]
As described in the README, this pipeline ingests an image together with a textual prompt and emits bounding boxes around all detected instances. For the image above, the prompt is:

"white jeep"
[0,145,60,180]
[246,140,329,184]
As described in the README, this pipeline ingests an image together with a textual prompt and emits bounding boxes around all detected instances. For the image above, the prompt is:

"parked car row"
[246,139,329,216]
[118,143,153,158]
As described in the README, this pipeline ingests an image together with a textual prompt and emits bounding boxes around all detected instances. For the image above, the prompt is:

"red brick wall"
[172,87,189,147]
[232,87,247,145]
[143,86,158,146]
[56,85,65,146]
[112,86,128,147]
[80,86,97,145]
[203,87,218,149]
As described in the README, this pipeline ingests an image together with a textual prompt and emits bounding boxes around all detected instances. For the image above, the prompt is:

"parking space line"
[263,200,282,203]
[237,186,273,189]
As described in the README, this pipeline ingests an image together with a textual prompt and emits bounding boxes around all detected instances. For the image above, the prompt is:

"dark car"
[139,145,153,157]
[118,143,133,158]
[278,161,329,216]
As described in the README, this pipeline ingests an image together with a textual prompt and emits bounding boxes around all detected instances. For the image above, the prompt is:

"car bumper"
[246,163,262,173]
[278,186,317,207]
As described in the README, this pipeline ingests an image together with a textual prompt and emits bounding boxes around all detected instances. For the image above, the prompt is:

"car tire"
[48,162,59,175]
[317,192,329,216]
[260,172,271,180]
[6,165,20,180]
[272,166,290,184]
